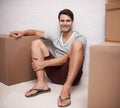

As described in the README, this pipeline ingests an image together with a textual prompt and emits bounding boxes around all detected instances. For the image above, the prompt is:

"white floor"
[0,75,88,108]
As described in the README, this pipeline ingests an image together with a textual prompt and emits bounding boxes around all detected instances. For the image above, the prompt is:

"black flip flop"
[25,87,51,97]
[58,95,71,107]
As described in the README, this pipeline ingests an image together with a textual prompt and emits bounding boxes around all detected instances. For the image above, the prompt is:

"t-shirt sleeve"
[44,31,59,42]
[76,34,87,50]
[78,36,87,46]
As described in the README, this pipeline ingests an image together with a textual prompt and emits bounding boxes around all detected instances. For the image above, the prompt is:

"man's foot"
[58,85,71,107]
[25,88,51,97]
[58,94,71,107]
[25,81,50,97]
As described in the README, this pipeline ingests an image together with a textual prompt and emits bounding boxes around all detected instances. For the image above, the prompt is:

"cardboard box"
[108,0,120,2]
[88,42,120,108]
[0,35,40,85]
[106,1,120,42]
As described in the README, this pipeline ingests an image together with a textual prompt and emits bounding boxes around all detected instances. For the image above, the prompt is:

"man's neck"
[62,30,73,39]
[61,30,73,44]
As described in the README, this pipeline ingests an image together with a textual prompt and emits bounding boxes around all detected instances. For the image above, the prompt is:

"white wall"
[0,0,107,75]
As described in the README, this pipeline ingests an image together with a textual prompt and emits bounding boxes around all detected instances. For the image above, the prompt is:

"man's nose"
[63,21,67,25]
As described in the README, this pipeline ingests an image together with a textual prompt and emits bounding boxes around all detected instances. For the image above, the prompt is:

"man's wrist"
[43,60,48,68]
[21,31,25,36]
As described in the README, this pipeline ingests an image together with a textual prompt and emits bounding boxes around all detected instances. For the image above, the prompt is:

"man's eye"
[66,20,71,22]
[60,20,64,22]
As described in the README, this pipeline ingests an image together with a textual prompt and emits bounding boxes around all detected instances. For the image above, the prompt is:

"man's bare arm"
[32,53,69,71]
[45,53,69,66]
[9,29,45,39]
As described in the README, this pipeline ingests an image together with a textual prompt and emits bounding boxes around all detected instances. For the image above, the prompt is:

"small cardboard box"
[0,35,40,85]
[108,0,120,2]
[106,1,120,42]
[88,42,120,108]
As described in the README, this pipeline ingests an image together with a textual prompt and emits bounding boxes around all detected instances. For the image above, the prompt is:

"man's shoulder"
[73,31,84,37]
[73,31,87,41]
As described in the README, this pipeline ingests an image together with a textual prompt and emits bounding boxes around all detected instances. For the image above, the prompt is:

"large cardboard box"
[0,35,40,85]
[88,42,120,108]
[106,1,120,42]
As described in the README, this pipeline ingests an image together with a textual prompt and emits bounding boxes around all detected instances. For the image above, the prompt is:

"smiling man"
[9,9,87,107]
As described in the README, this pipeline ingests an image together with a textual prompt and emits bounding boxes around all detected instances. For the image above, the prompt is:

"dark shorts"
[44,52,83,86]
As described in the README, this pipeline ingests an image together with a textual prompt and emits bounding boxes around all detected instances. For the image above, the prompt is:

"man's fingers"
[33,57,38,60]
[9,31,23,39]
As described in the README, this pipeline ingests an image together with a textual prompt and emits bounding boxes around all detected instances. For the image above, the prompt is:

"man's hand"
[9,31,24,39]
[32,59,46,71]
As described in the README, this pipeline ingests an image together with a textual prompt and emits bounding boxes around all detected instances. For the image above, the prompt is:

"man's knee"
[31,39,43,48]
[31,39,49,57]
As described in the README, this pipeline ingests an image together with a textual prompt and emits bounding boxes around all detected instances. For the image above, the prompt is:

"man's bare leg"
[25,39,50,96]
[58,40,84,106]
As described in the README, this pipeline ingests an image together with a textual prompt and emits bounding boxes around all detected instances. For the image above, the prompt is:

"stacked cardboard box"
[0,35,40,85]
[88,1,120,108]
[108,0,120,2]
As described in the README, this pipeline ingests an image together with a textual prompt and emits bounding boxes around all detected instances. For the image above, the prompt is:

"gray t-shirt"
[45,31,87,57]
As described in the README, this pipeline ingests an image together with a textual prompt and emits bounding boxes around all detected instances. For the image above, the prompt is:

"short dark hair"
[58,9,74,21]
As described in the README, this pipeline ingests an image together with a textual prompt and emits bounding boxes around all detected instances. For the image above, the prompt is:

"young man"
[9,9,87,107]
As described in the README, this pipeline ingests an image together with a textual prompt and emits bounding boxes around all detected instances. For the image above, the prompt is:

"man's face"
[59,14,73,33]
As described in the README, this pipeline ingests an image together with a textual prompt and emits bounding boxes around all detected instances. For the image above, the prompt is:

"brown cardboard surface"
[106,1,120,42]
[0,35,40,85]
[88,42,120,108]
[106,1,120,10]
[108,0,120,2]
